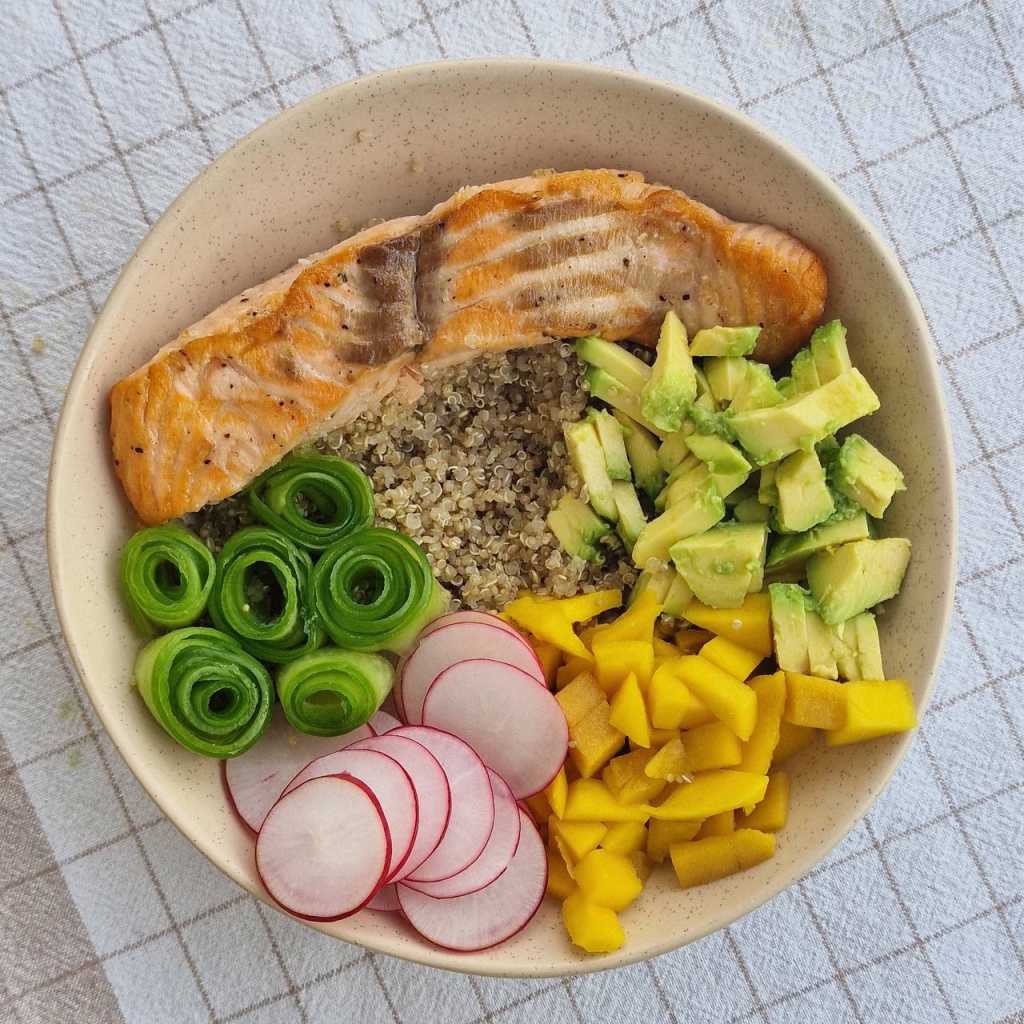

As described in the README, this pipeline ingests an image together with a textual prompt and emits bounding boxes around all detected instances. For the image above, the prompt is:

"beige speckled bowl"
[48,60,955,976]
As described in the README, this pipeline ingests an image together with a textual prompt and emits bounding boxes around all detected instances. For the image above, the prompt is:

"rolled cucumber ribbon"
[311,527,450,654]
[208,527,325,664]
[277,648,394,736]
[247,453,374,551]
[119,525,216,633]
[134,627,273,758]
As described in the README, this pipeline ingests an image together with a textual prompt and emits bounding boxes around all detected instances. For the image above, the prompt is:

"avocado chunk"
[766,511,872,570]
[657,427,696,472]
[689,324,761,357]
[575,336,651,395]
[775,448,835,533]
[612,480,647,551]
[663,573,694,617]
[806,607,838,678]
[586,408,631,481]
[769,583,812,673]
[807,538,912,624]
[631,478,725,568]
[547,494,611,563]
[810,320,852,383]
[730,368,881,466]
[684,434,752,476]
[585,367,666,438]
[758,463,779,506]
[830,619,861,680]
[831,434,906,518]
[733,496,772,523]
[658,461,710,511]
[641,311,697,432]
[688,396,738,441]
[632,566,675,605]
[564,419,618,522]
[853,612,884,679]
[670,522,768,608]
[731,362,784,412]
[704,357,749,404]
[614,412,665,501]
[790,348,821,394]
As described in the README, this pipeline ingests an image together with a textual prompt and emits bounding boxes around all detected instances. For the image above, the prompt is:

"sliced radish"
[256,775,390,921]
[399,623,544,725]
[419,610,523,640]
[368,709,402,735]
[397,809,546,951]
[281,748,418,882]
[224,712,373,831]
[352,733,451,878]
[393,726,495,883]
[421,660,568,797]
[367,884,401,912]
[403,770,521,899]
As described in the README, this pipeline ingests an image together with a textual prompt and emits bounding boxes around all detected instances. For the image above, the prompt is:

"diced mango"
[674,656,758,740]
[773,720,816,764]
[561,890,625,953]
[544,767,568,819]
[563,779,650,822]
[740,772,790,832]
[593,639,654,692]
[784,672,846,729]
[609,673,652,747]
[644,736,689,781]
[546,848,575,899]
[675,627,714,653]
[684,593,772,655]
[600,820,648,856]
[646,819,702,863]
[555,589,624,623]
[654,636,680,660]
[670,829,775,888]
[681,721,743,772]
[569,701,625,778]
[574,849,643,911]
[651,770,769,821]
[826,679,917,746]
[505,596,591,659]
[603,749,665,804]
[599,588,662,643]
[696,810,734,838]
[550,818,608,863]
[647,662,714,730]
[531,642,562,686]
[648,726,682,747]
[700,636,765,681]
[556,672,604,727]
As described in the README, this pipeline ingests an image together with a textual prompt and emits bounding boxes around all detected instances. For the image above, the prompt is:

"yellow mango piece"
[654,636,680,660]
[784,673,846,730]
[531,641,562,687]
[599,588,662,645]
[574,849,643,911]
[681,721,743,772]
[696,810,734,838]
[550,818,608,863]
[740,771,790,832]
[602,749,665,804]
[826,679,917,746]
[600,820,647,856]
[544,767,568,819]
[569,701,625,778]
[647,662,714,730]
[644,736,690,781]
[556,672,605,727]
[504,596,590,659]
[523,792,551,827]
[739,672,787,776]
[563,779,650,822]
[609,673,652,747]
[646,819,702,863]
[556,589,624,623]
[684,593,773,656]
[648,726,682,747]
[675,656,758,740]
[561,890,625,954]
[676,627,714,653]
[670,829,775,888]
[651,770,769,821]
[774,720,816,764]
[556,656,592,689]
[546,848,575,899]
[700,636,765,681]
[593,639,654,692]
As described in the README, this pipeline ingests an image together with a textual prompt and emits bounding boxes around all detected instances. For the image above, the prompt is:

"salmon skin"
[110,169,827,524]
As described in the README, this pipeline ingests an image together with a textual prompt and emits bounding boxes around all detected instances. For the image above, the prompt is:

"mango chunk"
[505,596,591,659]
[609,673,652,747]
[603,748,665,804]
[652,770,769,821]
[646,819,702,863]
[562,890,625,953]
[599,588,662,643]
[647,726,682,748]
[569,701,625,778]
[784,672,846,730]
[644,736,690,781]
[654,636,680,661]
[682,721,743,772]
[700,636,765,681]
[531,641,562,686]
[696,809,734,838]
[556,672,605,727]
[600,820,648,856]
[826,679,917,746]
[593,639,654,692]
[556,589,624,623]
[740,771,790,832]
[563,779,650,822]
[546,848,575,899]
[550,818,608,863]
[684,593,772,655]
[574,849,643,911]
[544,767,569,819]
[670,829,775,888]
[674,656,758,740]
[647,662,714,730]
[675,627,714,653]
[739,672,787,772]
[773,720,816,764]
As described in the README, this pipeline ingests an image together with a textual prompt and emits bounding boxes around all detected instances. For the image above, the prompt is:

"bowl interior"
[48,60,954,976]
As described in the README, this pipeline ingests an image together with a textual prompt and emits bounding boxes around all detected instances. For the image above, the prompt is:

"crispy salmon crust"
[111,170,826,524]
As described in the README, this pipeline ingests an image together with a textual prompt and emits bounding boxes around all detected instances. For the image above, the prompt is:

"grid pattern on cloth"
[1,1,1022,1021]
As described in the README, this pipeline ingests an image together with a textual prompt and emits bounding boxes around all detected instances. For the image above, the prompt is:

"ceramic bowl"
[48,60,955,976]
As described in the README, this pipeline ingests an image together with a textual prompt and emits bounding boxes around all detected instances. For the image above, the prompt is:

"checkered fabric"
[1,1,1021,1021]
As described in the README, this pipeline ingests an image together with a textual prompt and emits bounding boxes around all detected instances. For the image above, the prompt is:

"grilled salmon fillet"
[111,169,826,524]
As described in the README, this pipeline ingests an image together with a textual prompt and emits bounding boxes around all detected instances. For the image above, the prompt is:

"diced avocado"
[769,583,811,673]
[806,538,912,624]
[689,403,737,442]
[766,511,872,570]
[689,325,761,357]
[733,496,772,523]
[790,348,820,393]
[663,573,694,618]
[614,411,666,501]
[641,311,697,432]
[658,429,695,472]
[806,608,838,679]
[694,366,715,403]
[564,420,618,522]
[612,480,647,551]
[658,462,709,511]
[730,368,881,466]
[547,494,611,564]
[724,477,758,507]
[831,619,861,680]
[712,467,751,500]
[575,336,651,395]
[670,522,768,608]
[853,612,884,679]
[704,357,749,404]
[631,479,725,569]
[586,408,631,481]
[684,434,752,477]
[816,434,841,470]
[731,362,784,412]
[810,320,851,383]
[586,367,667,438]
[664,453,704,487]
[775,448,835,533]
[631,566,675,605]
[758,464,779,507]
[831,434,906,518]
[776,376,795,400]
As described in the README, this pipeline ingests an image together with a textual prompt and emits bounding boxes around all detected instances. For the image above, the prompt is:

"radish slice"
[419,610,522,640]
[224,712,373,831]
[397,809,546,950]
[399,623,544,725]
[393,726,495,883]
[367,884,401,912]
[257,775,390,921]
[403,770,521,899]
[280,748,418,882]
[368,709,402,734]
[352,734,451,878]
[421,660,568,797]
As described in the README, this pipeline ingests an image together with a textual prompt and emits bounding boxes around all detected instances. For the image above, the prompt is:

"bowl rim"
[47,57,957,977]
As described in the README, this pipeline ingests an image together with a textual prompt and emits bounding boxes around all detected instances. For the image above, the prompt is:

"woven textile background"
[1,1,1022,1022]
